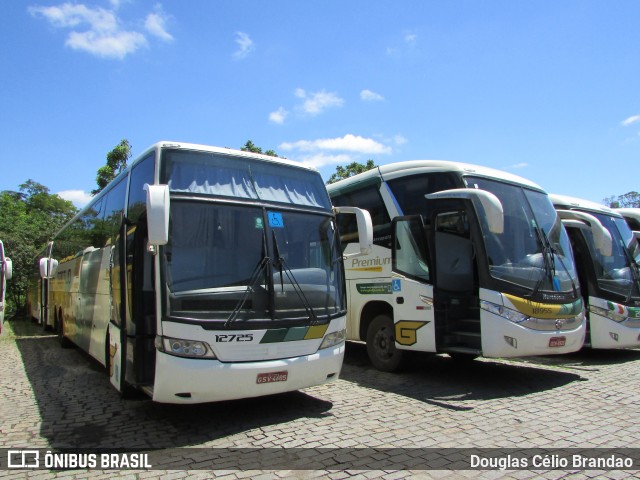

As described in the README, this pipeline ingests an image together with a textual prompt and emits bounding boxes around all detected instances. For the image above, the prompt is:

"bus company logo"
[7,450,40,468]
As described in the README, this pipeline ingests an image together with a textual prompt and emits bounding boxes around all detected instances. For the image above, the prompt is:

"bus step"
[450,331,481,338]
[442,346,481,355]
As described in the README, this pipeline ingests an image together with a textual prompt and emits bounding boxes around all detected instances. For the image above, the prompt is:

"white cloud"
[393,134,407,146]
[621,115,640,127]
[360,89,384,102]
[506,162,529,170]
[66,30,146,58]
[297,153,353,170]
[28,2,173,59]
[404,31,418,45]
[145,6,173,42]
[233,31,254,60]
[57,189,93,208]
[295,89,344,116]
[280,134,391,155]
[269,107,288,124]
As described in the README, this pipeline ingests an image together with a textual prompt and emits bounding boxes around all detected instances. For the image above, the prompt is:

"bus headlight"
[156,335,216,359]
[319,328,346,350]
[480,300,529,324]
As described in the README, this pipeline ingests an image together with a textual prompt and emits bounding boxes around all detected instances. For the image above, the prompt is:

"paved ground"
[1,317,640,479]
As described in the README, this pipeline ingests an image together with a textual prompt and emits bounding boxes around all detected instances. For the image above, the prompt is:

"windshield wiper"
[530,224,579,300]
[271,230,319,325]
[225,228,270,328]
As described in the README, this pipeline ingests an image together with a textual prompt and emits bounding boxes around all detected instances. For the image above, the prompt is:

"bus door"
[429,205,480,354]
[390,216,436,353]
[127,219,156,387]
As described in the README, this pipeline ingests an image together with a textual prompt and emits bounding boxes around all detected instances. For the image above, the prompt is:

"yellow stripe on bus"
[504,294,582,319]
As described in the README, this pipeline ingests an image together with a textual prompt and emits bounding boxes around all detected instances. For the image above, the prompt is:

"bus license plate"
[549,336,566,348]
[257,371,288,384]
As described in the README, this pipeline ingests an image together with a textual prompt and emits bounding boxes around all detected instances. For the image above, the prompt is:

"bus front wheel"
[366,314,403,372]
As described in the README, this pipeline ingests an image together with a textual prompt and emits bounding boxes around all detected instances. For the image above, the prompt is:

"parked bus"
[29,141,372,403]
[327,161,586,371]
[550,195,640,349]
[0,240,13,333]
[616,208,640,241]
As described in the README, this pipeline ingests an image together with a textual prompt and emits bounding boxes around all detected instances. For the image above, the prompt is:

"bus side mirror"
[333,206,373,257]
[145,184,170,246]
[39,258,59,279]
[3,258,11,280]
[557,210,613,257]
[426,188,504,234]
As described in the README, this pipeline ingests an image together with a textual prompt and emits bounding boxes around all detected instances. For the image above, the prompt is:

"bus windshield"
[163,148,331,209]
[464,176,578,294]
[164,201,345,324]
[584,214,640,299]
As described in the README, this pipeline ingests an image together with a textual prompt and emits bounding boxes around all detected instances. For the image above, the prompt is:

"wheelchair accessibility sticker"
[392,279,402,292]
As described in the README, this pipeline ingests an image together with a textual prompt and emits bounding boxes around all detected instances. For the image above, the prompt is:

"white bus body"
[551,195,640,349]
[0,240,12,334]
[29,142,371,403]
[328,161,586,371]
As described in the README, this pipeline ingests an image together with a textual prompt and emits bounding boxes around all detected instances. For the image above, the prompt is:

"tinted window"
[332,186,391,248]
[128,154,155,223]
[387,173,458,218]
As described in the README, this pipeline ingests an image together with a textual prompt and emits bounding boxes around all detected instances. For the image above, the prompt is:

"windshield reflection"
[464,176,578,294]
[164,201,345,324]
[583,215,640,300]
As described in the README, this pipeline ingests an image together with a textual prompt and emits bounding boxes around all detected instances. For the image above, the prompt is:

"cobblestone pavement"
[1,317,640,479]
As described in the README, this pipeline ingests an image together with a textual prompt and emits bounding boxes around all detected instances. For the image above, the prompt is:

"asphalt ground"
[1,317,639,479]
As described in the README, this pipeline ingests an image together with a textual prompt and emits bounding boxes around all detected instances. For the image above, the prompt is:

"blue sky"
[1,0,638,208]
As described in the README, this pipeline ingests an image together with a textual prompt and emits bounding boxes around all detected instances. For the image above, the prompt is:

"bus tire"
[366,314,403,372]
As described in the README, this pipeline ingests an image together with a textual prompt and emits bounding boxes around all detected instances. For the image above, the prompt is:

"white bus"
[0,240,13,334]
[29,141,372,403]
[327,161,586,371]
[550,195,640,349]
[616,208,640,241]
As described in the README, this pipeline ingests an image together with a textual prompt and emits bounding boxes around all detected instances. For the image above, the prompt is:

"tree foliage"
[603,191,640,208]
[92,139,132,195]
[326,160,377,184]
[241,140,279,157]
[0,181,77,316]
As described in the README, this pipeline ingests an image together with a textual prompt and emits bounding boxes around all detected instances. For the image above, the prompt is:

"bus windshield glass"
[165,201,345,324]
[163,149,331,209]
[464,176,578,294]
[585,214,640,299]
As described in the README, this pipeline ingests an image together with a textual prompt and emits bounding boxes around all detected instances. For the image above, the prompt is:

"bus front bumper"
[589,314,640,349]
[480,313,586,357]
[151,343,344,404]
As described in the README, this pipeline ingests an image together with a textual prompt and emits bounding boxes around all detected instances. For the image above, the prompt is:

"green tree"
[92,139,132,195]
[0,181,77,316]
[603,191,640,208]
[326,159,377,184]
[241,140,279,157]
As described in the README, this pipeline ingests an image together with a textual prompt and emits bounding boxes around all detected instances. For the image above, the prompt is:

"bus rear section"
[32,141,372,403]
[552,195,640,349]
[329,161,586,371]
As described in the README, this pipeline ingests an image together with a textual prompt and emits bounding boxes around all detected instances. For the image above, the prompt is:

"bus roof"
[549,193,621,217]
[326,160,544,194]
[132,141,320,173]
[615,208,640,223]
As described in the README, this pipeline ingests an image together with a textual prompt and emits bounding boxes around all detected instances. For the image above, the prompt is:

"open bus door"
[387,215,436,369]
[0,241,12,334]
[425,190,503,358]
